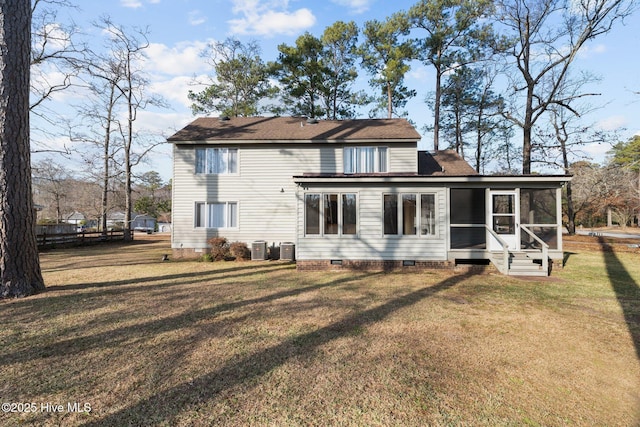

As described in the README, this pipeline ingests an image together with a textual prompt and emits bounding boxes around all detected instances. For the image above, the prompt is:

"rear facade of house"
[169,116,569,276]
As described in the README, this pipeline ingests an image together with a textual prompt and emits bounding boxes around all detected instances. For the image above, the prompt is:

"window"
[305,194,321,235]
[420,194,436,236]
[402,194,417,235]
[324,194,339,234]
[342,194,357,235]
[344,146,388,174]
[305,193,357,236]
[383,194,398,235]
[384,193,437,236]
[194,202,238,228]
[195,148,238,174]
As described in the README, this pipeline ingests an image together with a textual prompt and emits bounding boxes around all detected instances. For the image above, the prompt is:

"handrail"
[520,225,549,273]
[485,225,510,274]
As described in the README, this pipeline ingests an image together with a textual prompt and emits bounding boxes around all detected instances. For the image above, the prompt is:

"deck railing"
[485,225,510,274]
[519,225,549,274]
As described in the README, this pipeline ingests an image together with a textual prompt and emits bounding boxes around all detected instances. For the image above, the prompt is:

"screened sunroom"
[447,178,569,275]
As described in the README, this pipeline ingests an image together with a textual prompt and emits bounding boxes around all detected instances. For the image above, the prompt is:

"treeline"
[575,135,640,231]
[187,0,635,176]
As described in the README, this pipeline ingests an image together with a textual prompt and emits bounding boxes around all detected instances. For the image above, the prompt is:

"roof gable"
[168,116,421,143]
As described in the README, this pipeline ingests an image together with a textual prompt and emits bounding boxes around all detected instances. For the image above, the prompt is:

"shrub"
[207,237,230,261]
[230,241,251,261]
[199,253,213,262]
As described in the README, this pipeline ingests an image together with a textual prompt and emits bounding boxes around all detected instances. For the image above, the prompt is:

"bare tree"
[532,71,618,233]
[93,17,167,240]
[496,0,635,174]
[32,159,73,223]
[569,161,609,228]
[72,55,125,234]
[1,0,45,297]
[30,0,87,154]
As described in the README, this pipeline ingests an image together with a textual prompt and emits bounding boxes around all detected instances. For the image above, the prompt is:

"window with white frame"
[305,193,357,235]
[343,146,388,174]
[195,148,238,174]
[383,193,437,236]
[194,202,238,228]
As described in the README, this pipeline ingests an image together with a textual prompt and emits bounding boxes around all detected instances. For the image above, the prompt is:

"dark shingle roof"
[168,116,421,142]
[418,150,478,176]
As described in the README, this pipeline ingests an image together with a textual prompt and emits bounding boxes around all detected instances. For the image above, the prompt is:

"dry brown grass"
[0,234,639,426]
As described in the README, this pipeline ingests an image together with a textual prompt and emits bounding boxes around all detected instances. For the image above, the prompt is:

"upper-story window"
[195,148,238,174]
[343,146,388,174]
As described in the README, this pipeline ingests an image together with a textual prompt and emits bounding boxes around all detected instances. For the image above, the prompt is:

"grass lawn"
[1,234,639,426]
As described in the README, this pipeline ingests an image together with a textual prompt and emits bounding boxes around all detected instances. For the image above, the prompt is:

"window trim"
[343,146,388,174]
[194,201,239,229]
[195,147,239,175]
[304,192,358,237]
[382,192,438,238]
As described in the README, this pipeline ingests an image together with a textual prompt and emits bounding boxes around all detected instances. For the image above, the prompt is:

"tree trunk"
[433,64,441,151]
[565,182,575,234]
[386,82,393,119]
[522,84,534,175]
[124,99,133,241]
[101,84,116,235]
[559,122,575,234]
[475,104,484,173]
[0,1,45,297]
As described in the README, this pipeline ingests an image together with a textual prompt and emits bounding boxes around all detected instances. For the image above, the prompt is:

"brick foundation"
[296,259,455,271]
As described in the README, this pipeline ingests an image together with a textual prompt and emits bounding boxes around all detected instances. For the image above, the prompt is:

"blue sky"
[38,0,640,180]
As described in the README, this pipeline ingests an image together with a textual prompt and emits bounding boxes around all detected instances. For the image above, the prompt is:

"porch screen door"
[489,191,519,251]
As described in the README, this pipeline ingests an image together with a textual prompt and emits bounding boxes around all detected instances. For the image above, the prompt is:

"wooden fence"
[37,230,129,249]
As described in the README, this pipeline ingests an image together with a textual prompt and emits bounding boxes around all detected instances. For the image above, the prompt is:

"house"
[63,211,86,227]
[168,116,570,276]
[107,212,156,232]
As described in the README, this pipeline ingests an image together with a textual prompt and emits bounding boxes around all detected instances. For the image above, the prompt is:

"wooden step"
[490,252,549,276]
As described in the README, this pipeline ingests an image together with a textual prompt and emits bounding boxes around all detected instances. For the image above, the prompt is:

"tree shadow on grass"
[598,237,640,361]
[79,271,472,426]
[0,270,380,367]
[46,262,294,293]
[3,263,295,312]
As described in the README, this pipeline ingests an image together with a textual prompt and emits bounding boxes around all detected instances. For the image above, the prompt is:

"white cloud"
[330,0,373,14]
[188,10,207,26]
[149,74,209,110]
[228,0,316,36]
[407,64,430,83]
[121,0,161,8]
[582,142,611,164]
[121,0,143,8]
[578,43,607,59]
[596,115,627,131]
[144,41,211,76]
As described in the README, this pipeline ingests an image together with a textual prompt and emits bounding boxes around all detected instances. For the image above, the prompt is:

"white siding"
[295,185,448,261]
[388,143,417,172]
[173,142,418,250]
